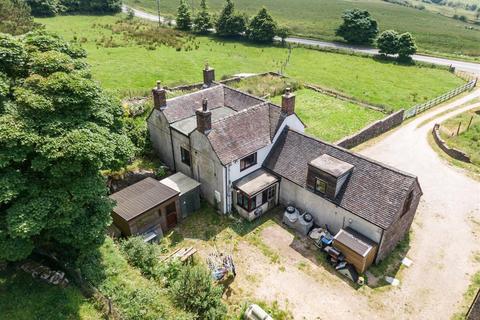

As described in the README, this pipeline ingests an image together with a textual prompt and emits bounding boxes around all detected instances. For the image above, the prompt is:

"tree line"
[176,0,289,44]
[335,8,417,61]
[26,0,122,17]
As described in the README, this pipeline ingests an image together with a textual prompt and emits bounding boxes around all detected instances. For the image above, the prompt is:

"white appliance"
[282,205,299,229]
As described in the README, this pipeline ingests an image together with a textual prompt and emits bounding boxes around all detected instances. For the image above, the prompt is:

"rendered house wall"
[171,129,193,177]
[148,110,174,169]
[190,130,226,212]
[278,178,383,244]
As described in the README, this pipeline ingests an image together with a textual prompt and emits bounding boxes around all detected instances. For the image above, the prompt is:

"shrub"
[170,264,227,320]
[25,0,60,17]
[119,237,158,278]
[246,7,277,43]
[335,9,379,44]
[0,0,36,35]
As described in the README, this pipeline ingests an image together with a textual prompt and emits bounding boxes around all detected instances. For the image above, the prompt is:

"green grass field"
[37,15,464,111]
[0,268,101,320]
[440,107,480,166]
[271,89,385,142]
[125,0,480,57]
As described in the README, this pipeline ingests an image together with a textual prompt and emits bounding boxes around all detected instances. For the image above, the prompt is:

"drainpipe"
[169,127,176,172]
[225,164,232,213]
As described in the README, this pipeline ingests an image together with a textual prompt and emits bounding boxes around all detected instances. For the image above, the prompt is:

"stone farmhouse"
[147,66,422,263]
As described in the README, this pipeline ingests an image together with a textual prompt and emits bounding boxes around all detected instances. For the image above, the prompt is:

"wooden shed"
[333,228,378,274]
[160,172,201,218]
[109,177,181,239]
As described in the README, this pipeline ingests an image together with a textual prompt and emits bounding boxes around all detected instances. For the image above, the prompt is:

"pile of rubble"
[20,261,69,287]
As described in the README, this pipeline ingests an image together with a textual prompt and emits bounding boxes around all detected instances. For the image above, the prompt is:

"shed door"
[166,202,177,229]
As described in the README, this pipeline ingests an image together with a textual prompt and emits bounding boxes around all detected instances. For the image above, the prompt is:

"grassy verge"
[439,107,480,166]
[427,128,480,181]
[0,267,101,320]
[36,14,464,110]
[124,0,480,57]
[271,88,385,142]
[452,252,480,320]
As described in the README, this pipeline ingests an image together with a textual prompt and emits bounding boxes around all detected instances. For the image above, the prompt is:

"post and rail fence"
[403,78,477,120]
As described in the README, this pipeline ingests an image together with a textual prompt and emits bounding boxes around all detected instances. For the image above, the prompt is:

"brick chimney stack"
[281,88,295,116]
[203,63,215,87]
[196,98,212,134]
[152,80,167,110]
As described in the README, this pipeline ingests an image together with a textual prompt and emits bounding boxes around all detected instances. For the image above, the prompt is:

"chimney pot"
[152,80,167,110]
[281,88,295,116]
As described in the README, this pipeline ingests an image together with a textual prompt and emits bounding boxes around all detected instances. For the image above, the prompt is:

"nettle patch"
[91,19,201,51]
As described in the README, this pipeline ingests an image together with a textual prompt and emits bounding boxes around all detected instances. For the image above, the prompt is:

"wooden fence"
[404,78,477,119]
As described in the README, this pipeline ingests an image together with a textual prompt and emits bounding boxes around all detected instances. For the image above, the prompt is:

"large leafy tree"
[193,0,213,34]
[215,0,247,37]
[397,32,417,61]
[26,0,60,17]
[377,29,399,56]
[246,7,277,43]
[336,9,378,44]
[0,0,36,35]
[0,31,135,261]
[176,0,192,31]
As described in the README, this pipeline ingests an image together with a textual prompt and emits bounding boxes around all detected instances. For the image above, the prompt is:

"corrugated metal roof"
[160,172,201,196]
[110,177,179,221]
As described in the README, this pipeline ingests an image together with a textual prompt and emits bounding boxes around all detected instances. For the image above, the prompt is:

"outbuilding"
[160,172,201,218]
[110,177,181,240]
[333,228,378,274]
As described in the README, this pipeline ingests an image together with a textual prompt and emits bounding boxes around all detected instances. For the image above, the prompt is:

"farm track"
[123,5,480,76]
[358,89,480,319]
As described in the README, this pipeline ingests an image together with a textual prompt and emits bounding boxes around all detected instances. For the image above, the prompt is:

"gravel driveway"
[233,90,480,320]
[358,89,480,319]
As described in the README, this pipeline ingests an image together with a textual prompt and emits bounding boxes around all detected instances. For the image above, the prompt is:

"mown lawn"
[271,89,385,142]
[36,15,464,111]
[0,268,101,320]
[440,107,480,166]
[125,0,480,57]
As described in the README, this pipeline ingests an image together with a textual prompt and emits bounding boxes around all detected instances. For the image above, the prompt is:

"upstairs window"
[240,153,257,171]
[180,147,191,166]
[315,177,327,194]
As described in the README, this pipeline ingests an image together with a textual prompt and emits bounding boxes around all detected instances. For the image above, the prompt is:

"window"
[315,178,327,194]
[180,147,191,166]
[237,191,253,211]
[402,191,414,216]
[240,153,257,171]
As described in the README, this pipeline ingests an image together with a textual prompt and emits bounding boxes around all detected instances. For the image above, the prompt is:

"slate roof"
[163,85,264,124]
[264,128,420,229]
[110,177,179,221]
[207,103,284,165]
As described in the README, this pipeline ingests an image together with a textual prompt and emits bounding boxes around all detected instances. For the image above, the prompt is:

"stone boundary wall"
[304,83,385,113]
[336,110,404,149]
[165,71,283,92]
[432,124,471,163]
